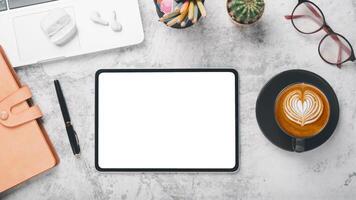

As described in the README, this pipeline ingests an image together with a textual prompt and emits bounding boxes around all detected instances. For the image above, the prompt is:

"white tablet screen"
[96,70,238,171]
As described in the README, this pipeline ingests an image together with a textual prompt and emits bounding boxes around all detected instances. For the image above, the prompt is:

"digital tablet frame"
[95,68,239,172]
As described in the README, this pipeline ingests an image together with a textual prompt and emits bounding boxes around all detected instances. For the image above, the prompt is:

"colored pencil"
[178,7,189,23]
[196,0,206,17]
[159,10,180,22]
[166,15,180,27]
[188,0,195,20]
[174,2,183,12]
[180,16,190,27]
[180,0,189,13]
[192,4,199,23]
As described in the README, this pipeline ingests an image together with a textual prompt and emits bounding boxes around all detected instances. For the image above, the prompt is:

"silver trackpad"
[12,7,81,62]
[8,0,57,9]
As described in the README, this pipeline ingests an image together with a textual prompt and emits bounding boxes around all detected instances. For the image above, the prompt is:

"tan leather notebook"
[0,46,59,193]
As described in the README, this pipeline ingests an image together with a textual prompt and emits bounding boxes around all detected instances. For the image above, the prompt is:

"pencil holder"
[154,0,206,29]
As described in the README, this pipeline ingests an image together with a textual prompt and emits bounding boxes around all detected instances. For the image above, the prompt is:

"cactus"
[227,0,265,25]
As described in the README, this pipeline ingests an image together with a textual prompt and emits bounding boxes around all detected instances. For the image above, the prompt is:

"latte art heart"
[283,89,324,126]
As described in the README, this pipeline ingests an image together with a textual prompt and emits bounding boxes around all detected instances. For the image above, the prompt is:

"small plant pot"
[226,0,265,26]
[154,0,205,29]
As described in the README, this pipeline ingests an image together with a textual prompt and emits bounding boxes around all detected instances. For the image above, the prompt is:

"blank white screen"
[98,71,236,169]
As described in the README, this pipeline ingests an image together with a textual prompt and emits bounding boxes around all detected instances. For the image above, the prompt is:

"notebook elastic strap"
[0,86,43,128]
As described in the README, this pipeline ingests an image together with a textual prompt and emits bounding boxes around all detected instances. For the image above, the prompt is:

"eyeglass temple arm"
[285,2,323,19]
[305,2,322,18]
[337,44,342,68]
[328,24,350,68]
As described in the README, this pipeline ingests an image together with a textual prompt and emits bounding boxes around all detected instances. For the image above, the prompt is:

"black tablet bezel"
[95,68,239,172]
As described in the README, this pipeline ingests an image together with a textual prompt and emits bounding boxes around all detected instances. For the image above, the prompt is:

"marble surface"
[1,0,356,199]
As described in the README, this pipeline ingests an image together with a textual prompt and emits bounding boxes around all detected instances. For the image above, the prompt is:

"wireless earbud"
[90,11,108,26]
[90,11,122,33]
[110,11,123,32]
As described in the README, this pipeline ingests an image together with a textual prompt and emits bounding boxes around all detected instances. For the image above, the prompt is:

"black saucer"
[256,69,339,152]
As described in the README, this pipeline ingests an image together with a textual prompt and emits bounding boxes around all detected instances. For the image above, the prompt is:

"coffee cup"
[274,83,330,152]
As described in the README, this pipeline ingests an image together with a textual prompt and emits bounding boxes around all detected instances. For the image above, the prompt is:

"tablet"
[95,69,238,172]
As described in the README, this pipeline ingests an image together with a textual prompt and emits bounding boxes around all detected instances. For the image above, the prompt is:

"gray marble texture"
[1,0,356,199]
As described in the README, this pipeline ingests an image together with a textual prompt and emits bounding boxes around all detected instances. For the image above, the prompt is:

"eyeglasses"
[285,0,355,68]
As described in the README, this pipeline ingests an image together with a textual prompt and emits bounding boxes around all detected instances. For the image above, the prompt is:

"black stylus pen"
[54,80,81,157]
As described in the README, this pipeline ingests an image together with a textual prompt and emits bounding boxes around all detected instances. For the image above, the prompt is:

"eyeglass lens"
[319,34,353,65]
[292,2,324,34]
